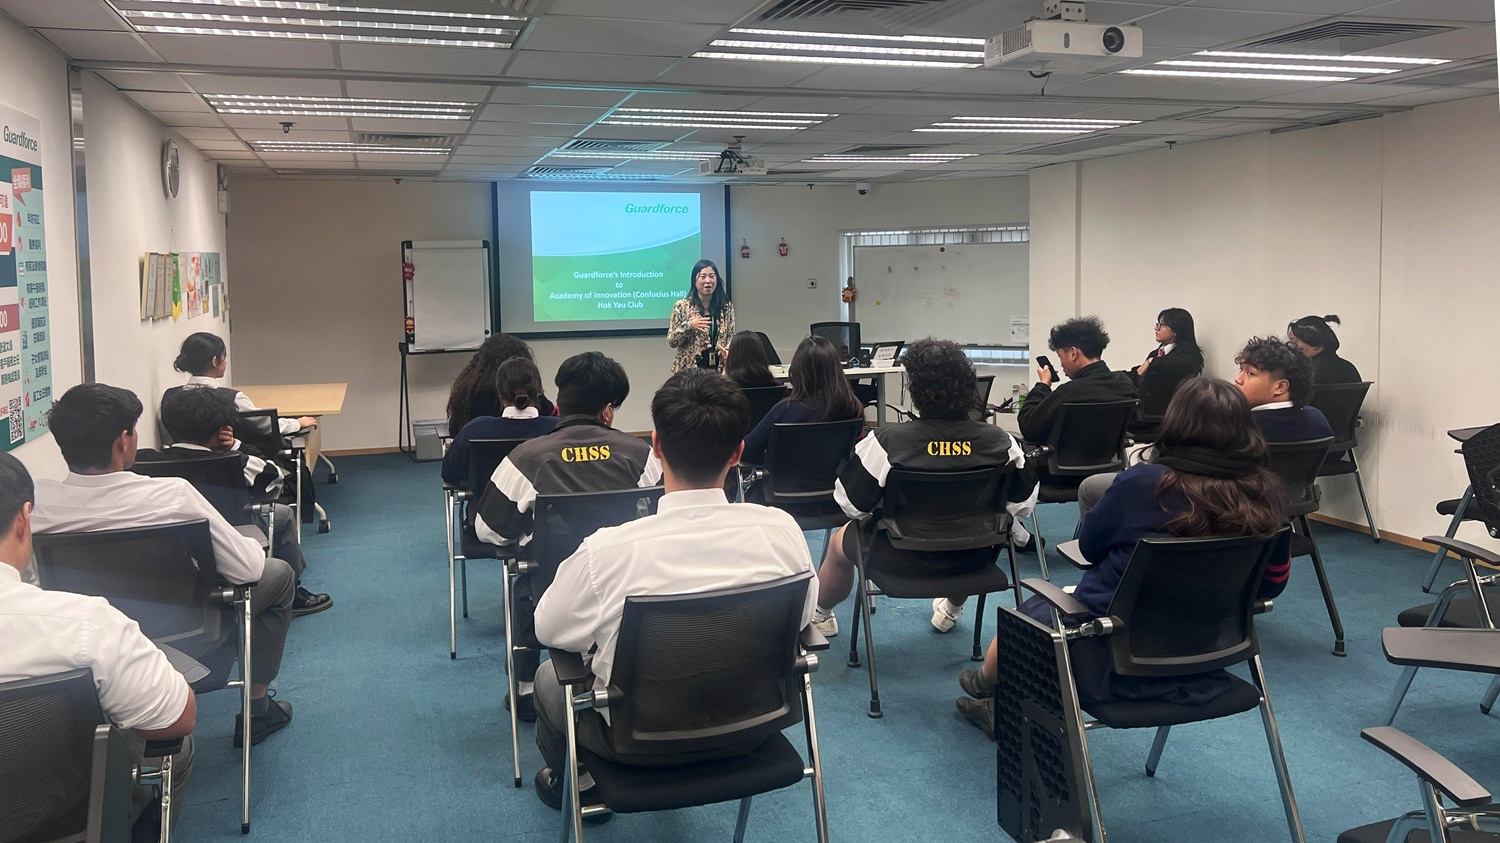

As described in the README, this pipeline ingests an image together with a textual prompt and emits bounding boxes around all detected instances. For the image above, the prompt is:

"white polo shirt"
[32,471,266,584]
[0,564,189,731]
[534,488,817,710]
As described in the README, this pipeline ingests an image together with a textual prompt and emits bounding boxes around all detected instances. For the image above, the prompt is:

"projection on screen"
[530,192,700,323]
[492,183,728,339]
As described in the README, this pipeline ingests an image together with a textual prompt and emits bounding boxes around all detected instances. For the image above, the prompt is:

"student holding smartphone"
[1018,317,1137,486]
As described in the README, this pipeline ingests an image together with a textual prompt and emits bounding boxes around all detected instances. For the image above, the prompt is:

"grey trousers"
[1078,472,1120,520]
[269,504,307,581]
[184,556,295,687]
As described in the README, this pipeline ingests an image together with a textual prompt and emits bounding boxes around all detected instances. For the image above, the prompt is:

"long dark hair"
[724,331,777,388]
[685,259,728,315]
[447,334,538,428]
[1157,307,1200,353]
[1288,314,1342,354]
[788,335,861,421]
[1150,378,1283,539]
[496,357,544,412]
[174,332,226,375]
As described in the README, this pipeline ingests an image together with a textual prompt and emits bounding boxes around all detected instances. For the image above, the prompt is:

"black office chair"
[1309,381,1377,542]
[1006,531,1304,843]
[753,418,865,541]
[442,437,528,660]
[810,321,860,363]
[740,384,789,431]
[131,452,274,556]
[1266,438,1346,656]
[547,573,829,843]
[502,486,666,788]
[1338,726,1500,843]
[752,331,781,366]
[846,466,1021,718]
[1026,399,1138,577]
[30,522,257,834]
[1422,424,1499,592]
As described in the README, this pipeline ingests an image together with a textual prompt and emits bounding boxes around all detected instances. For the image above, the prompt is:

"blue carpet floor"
[173,453,1499,842]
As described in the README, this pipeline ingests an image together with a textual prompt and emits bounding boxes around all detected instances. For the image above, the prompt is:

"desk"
[770,364,903,427]
[240,383,347,537]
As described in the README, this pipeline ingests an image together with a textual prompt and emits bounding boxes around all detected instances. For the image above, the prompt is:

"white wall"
[1029,95,1500,544]
[227,175,1029,449]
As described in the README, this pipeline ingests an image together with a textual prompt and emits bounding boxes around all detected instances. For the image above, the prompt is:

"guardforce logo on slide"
[624,203,690,214]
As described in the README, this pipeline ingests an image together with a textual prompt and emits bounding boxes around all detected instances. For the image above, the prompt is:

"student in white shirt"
[0,452,196,840]
[529,369,816,819]
[32,384,298,748]
[170,332,317,436]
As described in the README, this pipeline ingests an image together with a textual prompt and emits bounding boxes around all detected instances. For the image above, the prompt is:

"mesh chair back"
[1105,532,1285,677]
[132,452,253,526]
[1308,382,1372,450]
[810,321,860,361]
[880,466,1014,553]
[1044,400,1138,477]
[761,418,864,503]
[235,408,286,459]
[0,670,108,843]
[606,573,812,756]
[465,438,528,494]
[530,486,666,592]
[1265,438,1334,517]
[1461,423,1500,538]
[992,609,1093,843]
[753,331,781,366]
[741,386,790,431]
[31,521,227,647]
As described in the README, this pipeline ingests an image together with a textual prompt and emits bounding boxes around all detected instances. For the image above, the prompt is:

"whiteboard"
[853,242,1028,345]
[406,240,492,351]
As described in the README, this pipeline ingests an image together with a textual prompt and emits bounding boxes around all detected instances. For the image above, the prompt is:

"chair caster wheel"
[318,519,331,533]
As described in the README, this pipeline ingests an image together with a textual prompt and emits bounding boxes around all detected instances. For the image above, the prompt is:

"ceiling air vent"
[526,165,614,176]
[355,133,458,148]
[560,139,671,153]
[756,0,985,32]
[1239,20,1459,55]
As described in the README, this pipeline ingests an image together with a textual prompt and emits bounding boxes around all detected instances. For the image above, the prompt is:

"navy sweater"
[441,414,561,484]
[1252,405,1333,443]
[741,399,824,465]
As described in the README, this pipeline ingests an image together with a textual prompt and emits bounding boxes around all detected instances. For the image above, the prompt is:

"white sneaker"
[931,598,964,633]
[812,607,839,637]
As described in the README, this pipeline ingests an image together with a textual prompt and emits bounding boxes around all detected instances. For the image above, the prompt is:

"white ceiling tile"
[522,18,722,57]
[0,0,132,30]
[151,111,230,128]
[1177,0,1373,11]
[356,160,445,170]
[621,93,767,110]
[1170,78,1349,100]
[353,153,447,164]
[174,127,239,141]
[188,139,249,151]
[1368,23,1498,61]
[141,34,336,68]
[654,58,823,88]
[547,0,765,23]
[811,114,930,132]
[460,134,576,148]
[913,69,1079,96]
[1255,82,1405,104]
[1099,6,1325,49]
[488,87,627,107]
[338,44,511,76]
[237,129,350,142]
[1356,87,1492,106]
[505,50,677,83]
[1357,0,1496,21]
[257,154,356,164]
[342,81,491,102]
[790,66,970,93]
[97,70,193,93]
[471,120,586,137]
[346,118,476,134]
[37,28,161,62]
[477,103,602,124]
[124,91,210,113]
[209,151,260,160]
[219,113,349,131]
[1047,72,1224,98]
[574,123,692,142]
[737,95,862,114]
[188,76,344,97]
[1067,103,1199,120]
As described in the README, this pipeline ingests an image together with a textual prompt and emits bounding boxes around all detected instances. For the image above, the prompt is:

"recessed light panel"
[1119,50,1449,82]
[110,0,523,48]
[804,153,976,164]
[599,107,835,132]
[915,117,1140,135]
[695,28,983,69]
[206,94,477,120]
[252,141,450,154]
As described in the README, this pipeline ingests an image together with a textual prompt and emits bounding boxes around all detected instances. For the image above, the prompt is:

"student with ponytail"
[1287,314,1362,386]
[442,358,561,484]
[166,332,317,436]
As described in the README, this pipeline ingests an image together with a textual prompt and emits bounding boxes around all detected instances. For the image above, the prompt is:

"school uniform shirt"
[449,392,558,439]
[473,416,662,547]
[138,442,285,499]
[1251,402,1334,443]
[534,488,816,713]
[0,564,189,731]
[441,407,562,484]
[1310,352,1362,386]
[32,471,267,584]
[183,376,302,436]
[1018,360,1138,447]
[1132,343,1204,419]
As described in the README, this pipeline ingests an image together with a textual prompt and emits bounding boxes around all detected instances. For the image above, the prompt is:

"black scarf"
[1153,445,1259,479]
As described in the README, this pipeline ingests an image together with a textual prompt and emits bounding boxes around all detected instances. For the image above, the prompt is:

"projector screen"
[493,183,729,338]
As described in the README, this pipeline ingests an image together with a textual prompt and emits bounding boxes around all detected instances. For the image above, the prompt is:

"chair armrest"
[156,644,211,685]
[1422,536,1500,571]
[1360,727,1492,808]
[234,524,270,549]
[547,649,591,686]
[1382,628,1500,673]
[875,517,905,541]
[1021,578,1088,617]
[1024,445,1054,462]
[1055,540,1093,570]
[143,738,185,759]
[800,626,830,652]
[1253,598,1274,615]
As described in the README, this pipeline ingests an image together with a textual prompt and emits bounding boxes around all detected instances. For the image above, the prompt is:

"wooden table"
[239,383,348,537]
[769,364,904,427]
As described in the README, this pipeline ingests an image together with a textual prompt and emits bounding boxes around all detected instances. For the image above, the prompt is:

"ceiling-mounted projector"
[700,136,767,177]
[986,1,1143,73]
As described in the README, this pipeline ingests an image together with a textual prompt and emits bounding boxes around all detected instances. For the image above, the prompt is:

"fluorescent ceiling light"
[111,0,520,47]
[947,116,1140,125]
[253,141,449,154]
[1160,60,1400,75]
[1197,50,1449,65]
[728,28,983,46]
[916,116,1137,134]
[695,27,981,68]
[115,0,520,20]
[525,172,670,181]
[1119,49,1448,83]
[614,108,834,118]
[805,154,975,163]
[710,39,982,60]
[694,51,977,69]
[601,107,831,132]
[205,94,476,119]
[1119,68,1355,82]
[548,150,719,161]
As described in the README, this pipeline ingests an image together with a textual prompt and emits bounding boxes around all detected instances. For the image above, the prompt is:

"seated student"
[0,453,197,842]
[167,332,316,436]
[723,330,779,390]
[1234,336,1334,442]
[472,352,661,721]
[442,357,562,486]
[447,334,557,434]
[145,387,332,616]
[31,384,298,748]
[530,368,816,817]
[1019,316,1137,486]
[1287,314,1362,386]
[956,378,1291,738]
[1127,307,1204,431]
[810,339,1039,637]
[741,335,862,467]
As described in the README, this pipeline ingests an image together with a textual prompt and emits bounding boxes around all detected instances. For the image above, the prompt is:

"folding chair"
[31,522,258,834]
[238,408,329,535]
[1266,438,1346,656]
[1309,381,1378,542]
[1338,726,1500,843]
[1001,531,1304,843]
[1026,399,1139,577]
[502,486,665,788]
[547,573,829,843]
[846,465,1021,718]
[442,437,528,659]
[1421,424,1499,592]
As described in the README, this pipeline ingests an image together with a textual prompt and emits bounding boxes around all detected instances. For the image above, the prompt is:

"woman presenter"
[667,259,735,373]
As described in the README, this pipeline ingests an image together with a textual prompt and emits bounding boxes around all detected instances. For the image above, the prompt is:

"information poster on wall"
[0,103,51,452]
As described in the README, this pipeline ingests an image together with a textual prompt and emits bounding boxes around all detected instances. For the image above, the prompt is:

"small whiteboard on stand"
[403,240,492,351]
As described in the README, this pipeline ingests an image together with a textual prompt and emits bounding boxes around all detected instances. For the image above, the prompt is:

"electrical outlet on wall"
[806,278,818,289]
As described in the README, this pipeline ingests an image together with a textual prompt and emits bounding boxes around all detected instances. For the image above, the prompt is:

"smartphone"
[1036,355,1057,377]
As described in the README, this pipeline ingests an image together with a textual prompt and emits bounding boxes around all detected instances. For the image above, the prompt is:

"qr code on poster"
[7,397,21,444]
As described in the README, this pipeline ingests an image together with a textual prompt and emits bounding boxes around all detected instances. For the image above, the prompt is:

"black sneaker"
[234,692,294,748]
[957,696,996,741]
[533,767,612,825]
[503,692,537,723]
[958,668,997,700]
[291,586,332,617]
[1014,534,1038,554]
